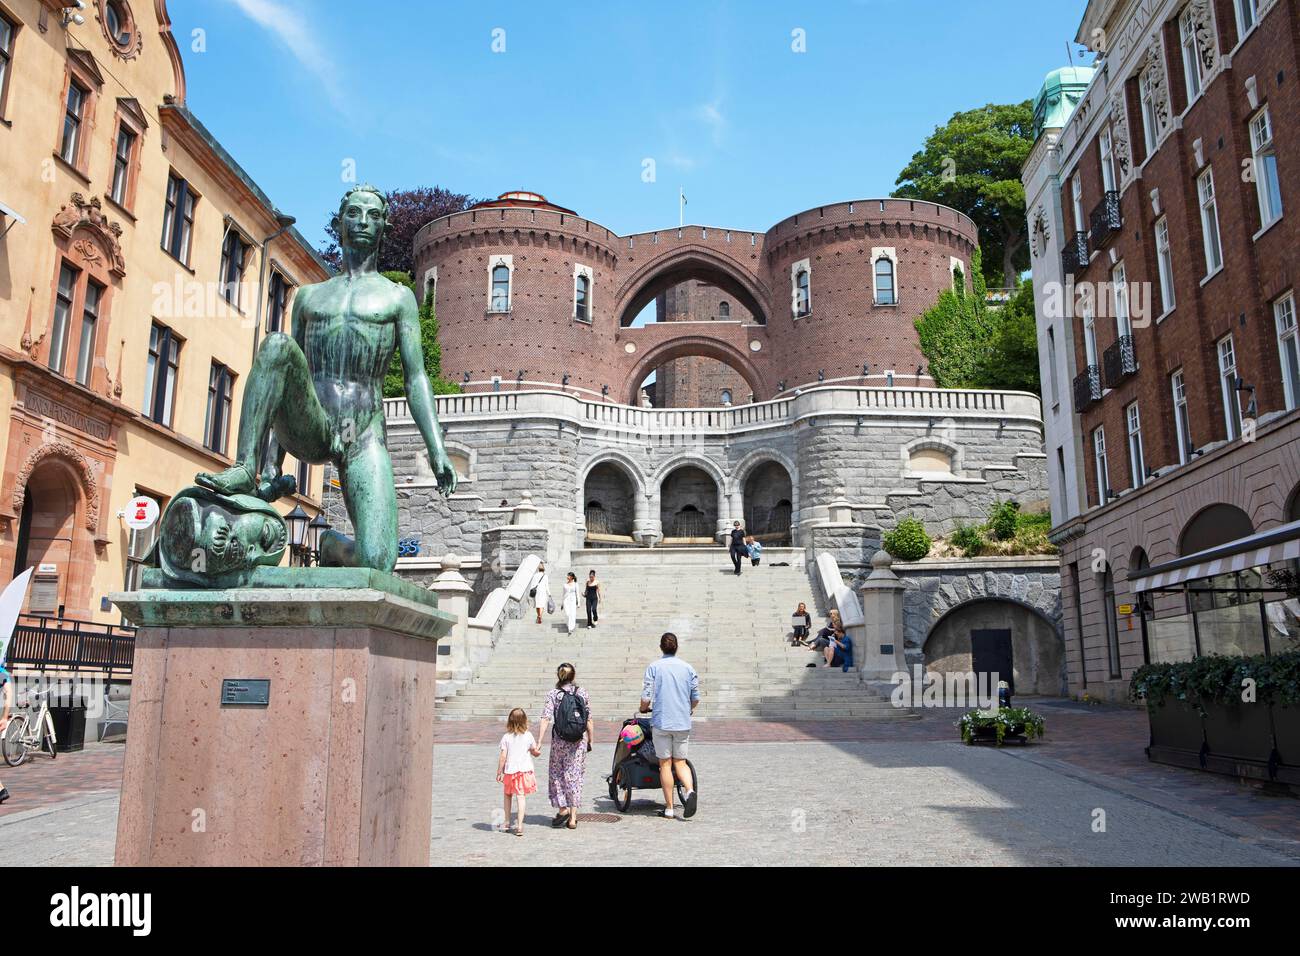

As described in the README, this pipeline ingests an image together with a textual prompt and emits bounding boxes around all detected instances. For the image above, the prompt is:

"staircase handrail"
[814,552,864,627]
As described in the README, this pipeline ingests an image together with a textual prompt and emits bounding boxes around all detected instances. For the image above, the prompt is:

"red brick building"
[412,191,977,404]
[1024,0,1300,701]
[651,280,753,407]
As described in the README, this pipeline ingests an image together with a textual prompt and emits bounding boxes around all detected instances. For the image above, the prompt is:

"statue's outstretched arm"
[398,289,456,497]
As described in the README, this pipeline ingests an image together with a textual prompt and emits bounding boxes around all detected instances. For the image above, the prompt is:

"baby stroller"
[605,717,699,812]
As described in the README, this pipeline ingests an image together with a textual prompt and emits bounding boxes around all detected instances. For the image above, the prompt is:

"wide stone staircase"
[436,548,914,721]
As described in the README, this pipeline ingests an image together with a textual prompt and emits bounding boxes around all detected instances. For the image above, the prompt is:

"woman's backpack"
[554,688,589,742]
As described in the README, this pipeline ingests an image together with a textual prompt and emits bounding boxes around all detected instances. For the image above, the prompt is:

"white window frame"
[791,258,811,318]
[1112,261,1131,338]
[1093,426,1110,504]
[872,247,898,306]
[1234,0,1258,40]
[1126,402,1146,489]
[1171,369,1192,464]
[1218,334,1242,439]
[1275,292,1300,410]
[1250,106,1283,229]
[1099,126,1117,193]
[1082,297,1099,368]
[1198,168,1223,275]
[1179,5,1204,101]
[1155,217,1175,314]
[573,263,594,322]
[1139,68,1160,157]
[1071,174,1084,234]
[487,254,513,313]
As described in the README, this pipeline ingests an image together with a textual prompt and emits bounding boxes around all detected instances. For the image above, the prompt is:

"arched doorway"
[659,465,721,545]
[13,459,82,615]
[615,251,769,328]
[924,599,1065,696]
[743,460,793,545]
[1179,504,1254,555]
[583,462,637,545]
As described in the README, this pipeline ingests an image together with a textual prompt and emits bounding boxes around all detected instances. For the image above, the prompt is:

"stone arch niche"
[742,460,793,545]
[923,598,1066,697]
[583,462,637,544]
[10,448,99,617]
[658,463,724,545]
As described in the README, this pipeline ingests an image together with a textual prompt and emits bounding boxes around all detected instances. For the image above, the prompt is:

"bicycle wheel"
[2,715,29,767]
[41,714,57,759]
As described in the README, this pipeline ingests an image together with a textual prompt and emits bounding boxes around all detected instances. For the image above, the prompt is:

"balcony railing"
[1103,334,1137,389]
[1089,190,1122,248]
[5,614,136,673]
[1061,231,1089,276]
[1074,365,1102,412]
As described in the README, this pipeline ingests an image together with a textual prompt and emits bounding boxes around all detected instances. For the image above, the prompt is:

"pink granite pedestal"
[109,584,453,866]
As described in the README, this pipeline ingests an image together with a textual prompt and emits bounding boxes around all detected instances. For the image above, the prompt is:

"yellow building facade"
[0,0,328,627]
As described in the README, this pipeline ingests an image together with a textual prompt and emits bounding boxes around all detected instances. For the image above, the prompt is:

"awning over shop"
[0,198,26,223]
[1133,519,1300,593]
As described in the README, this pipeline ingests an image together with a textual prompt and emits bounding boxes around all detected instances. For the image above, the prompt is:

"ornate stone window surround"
[572,262,593,323]
[487,253,512,313]
[97,0,143,61]
[104,97,148,216]
[790,257,811,319]
[872,247,899,306]
[57,50,104,181]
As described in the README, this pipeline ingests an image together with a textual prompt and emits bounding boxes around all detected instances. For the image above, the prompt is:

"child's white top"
[500,731,537,774]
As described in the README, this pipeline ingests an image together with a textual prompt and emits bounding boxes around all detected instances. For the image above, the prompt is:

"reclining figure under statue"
[153,183,458,583]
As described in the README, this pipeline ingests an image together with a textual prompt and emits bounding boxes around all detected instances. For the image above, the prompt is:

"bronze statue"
[196,184,457,573]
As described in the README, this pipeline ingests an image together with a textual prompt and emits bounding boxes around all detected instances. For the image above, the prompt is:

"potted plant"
[958,706,1046,745]
[1129,661,1205,754]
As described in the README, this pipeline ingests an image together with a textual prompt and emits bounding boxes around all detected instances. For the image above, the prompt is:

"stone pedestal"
[429,555,474,696]
[110,568,455,867]
[857,551,910,681]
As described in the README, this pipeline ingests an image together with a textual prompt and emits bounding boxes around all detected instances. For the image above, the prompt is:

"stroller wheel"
[613,767,633,812]
[674,760,698,809]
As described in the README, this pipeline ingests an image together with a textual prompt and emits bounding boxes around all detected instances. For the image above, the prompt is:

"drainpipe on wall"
[251,212,297,363]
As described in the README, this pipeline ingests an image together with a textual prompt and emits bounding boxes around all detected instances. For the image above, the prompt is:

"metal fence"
[5,614,136,674]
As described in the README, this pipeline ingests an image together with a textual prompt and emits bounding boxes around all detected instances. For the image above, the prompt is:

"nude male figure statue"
[197,184,457,572]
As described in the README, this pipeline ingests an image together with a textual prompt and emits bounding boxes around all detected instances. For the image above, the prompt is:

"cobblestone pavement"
[1,701,1297,866]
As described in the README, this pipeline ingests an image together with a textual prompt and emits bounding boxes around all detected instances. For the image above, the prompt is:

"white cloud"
[222,0,347,109]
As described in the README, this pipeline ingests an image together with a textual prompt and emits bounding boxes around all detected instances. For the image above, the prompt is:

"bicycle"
[2,689,58,767]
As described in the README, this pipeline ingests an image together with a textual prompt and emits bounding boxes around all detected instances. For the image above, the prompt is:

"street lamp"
[285,504,309,553]
[307,513,331,561]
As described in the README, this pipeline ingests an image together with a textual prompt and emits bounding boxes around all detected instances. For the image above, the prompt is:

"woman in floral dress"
[536,663,593,829]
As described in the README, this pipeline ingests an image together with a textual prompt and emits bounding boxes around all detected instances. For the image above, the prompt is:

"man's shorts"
[653,728,690,760]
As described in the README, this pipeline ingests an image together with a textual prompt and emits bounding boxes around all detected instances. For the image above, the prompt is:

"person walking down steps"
[562,572,579,634]
[729,521,747,576]
[529,562,552,625]
[583,569,602,628]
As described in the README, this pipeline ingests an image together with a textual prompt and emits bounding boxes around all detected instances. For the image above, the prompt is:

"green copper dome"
[1032,66,1096,141]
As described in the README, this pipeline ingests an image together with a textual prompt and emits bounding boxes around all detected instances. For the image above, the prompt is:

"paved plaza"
[1,700,1297,867]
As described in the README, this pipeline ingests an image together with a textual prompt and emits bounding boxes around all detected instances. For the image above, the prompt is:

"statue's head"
[155,486,288,586]
[333,184,388,257]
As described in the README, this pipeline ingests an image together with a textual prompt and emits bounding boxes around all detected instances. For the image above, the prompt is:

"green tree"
[893,101,1035,289]
[914,249,999,388]
[975,280,1040,394]
[379,271,460,398]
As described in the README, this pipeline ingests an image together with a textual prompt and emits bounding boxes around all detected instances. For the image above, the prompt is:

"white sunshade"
[1133,518,1300,593]
[0,199,26,223]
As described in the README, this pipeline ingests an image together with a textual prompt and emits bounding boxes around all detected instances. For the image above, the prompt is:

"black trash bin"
[49,699,87,753]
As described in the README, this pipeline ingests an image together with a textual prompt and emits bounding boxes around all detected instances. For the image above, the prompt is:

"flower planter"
[1145,700,1204,753]
[1201,702,1275,764]
[968,724,1028,745]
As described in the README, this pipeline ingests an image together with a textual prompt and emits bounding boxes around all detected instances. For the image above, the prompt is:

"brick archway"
[621,335,766,407]
[613,245,771,327]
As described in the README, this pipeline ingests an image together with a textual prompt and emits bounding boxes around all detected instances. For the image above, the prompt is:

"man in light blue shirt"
[639,632,699,819]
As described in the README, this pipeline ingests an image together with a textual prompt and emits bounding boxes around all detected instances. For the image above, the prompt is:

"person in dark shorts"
[728,521,747,575]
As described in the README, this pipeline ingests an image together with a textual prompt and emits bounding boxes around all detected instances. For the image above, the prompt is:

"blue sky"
[173,0,1092,251]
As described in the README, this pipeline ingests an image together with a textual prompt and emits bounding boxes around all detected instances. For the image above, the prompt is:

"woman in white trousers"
[562,572,579,633]
[530,563,551,625]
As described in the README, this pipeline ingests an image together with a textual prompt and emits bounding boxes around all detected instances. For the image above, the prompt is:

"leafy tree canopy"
[893,101,1035,289]
[322,186,480,274]
[914,248,1040,394]
[380,271,461,398]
